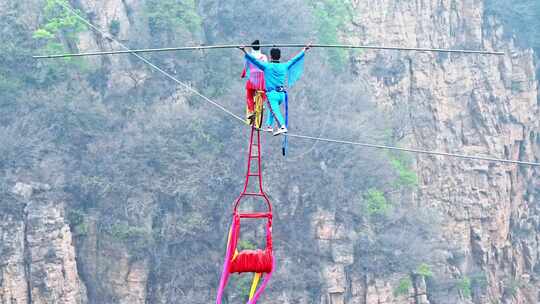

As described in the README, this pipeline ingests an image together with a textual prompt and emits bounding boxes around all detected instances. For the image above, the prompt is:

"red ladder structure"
[216,127,274,304]
[235,127,272,210]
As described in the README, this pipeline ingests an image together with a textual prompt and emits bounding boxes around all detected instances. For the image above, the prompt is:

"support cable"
[56,2,245,123]
[286,133,540,167]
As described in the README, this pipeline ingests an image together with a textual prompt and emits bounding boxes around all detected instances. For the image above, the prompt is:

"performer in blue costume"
[239,44,310,136]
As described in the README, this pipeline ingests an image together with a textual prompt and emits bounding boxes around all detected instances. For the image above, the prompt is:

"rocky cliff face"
[1,183,87,304]
[343,0,540,303]
[1,0,539,304]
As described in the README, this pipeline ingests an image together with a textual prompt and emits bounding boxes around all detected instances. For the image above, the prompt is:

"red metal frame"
[233,127,273,216]
[216,127,275,304]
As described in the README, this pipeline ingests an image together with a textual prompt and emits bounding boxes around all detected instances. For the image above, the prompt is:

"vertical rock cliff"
[342,0,539,303]
[1,183,87,304]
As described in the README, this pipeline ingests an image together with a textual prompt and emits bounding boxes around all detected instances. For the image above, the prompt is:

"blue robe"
[245,51,305,127]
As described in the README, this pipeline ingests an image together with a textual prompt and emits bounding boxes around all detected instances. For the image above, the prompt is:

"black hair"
[251,40,261,51]
[270,48,281,61]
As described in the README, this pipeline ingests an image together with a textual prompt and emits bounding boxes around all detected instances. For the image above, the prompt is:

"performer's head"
[270,48,281,62]
[251,40,261,51]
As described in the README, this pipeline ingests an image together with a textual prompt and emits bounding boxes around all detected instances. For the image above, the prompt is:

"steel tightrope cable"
[46,2,540,167]
[33,44,505,59]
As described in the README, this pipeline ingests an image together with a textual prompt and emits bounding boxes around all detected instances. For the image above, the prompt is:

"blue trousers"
[265,91,286,127]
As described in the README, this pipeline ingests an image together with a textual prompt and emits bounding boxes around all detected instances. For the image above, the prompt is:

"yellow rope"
[249,273,262,299]
[226,228,239,261]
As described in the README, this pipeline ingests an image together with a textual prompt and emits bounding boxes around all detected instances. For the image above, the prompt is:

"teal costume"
[245,51,305,127]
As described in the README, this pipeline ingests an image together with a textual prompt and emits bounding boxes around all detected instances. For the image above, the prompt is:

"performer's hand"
[238,45,247,53]
[304,42,312,51]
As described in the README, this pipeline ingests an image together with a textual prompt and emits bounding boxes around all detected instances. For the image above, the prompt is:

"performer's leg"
[246,88,255,117]
[267,92,285,127]
[264,92,275,129]
[265,105,275,129]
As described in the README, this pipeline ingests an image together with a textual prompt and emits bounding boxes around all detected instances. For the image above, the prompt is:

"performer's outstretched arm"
[245,53,268,71]
[286,45,311,69]
[239,46,268,71]
[285,50,305,69]
[285,44,310,87]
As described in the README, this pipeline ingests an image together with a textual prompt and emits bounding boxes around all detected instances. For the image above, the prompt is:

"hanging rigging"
[216,128,274,304]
